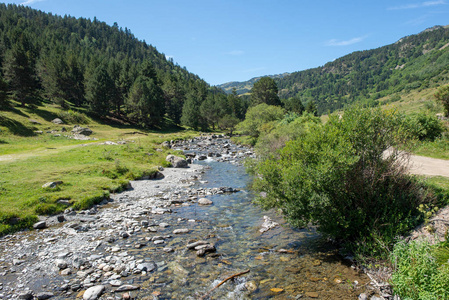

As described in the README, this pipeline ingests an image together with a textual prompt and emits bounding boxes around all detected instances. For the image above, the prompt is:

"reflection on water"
[129,159,369,299]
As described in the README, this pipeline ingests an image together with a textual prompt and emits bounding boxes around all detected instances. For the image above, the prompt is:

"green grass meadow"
[0,102,197,235]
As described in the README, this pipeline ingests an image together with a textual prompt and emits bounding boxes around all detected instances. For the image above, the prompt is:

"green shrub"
[405,112,444,141]
[236,103,285,137]
[254,112,321,159]
[57,109,89,124]
[251,106,433,257]
[391,240,449,299]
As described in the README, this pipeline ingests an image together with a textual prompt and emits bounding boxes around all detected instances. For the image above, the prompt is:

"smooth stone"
[18,292,33,300]
[42,181,63,189]
[136,262,157,272]
[83,285,105,300]
[186,241,208,249]
[60,268,72,275]
[198,198,213,205]
[173,228,189,234]
[109,280,122,287]
[55,259,68,269]
[114,285,140,292]
[36,292,54,299]
[33,221,47,230]
[51,118,64,124]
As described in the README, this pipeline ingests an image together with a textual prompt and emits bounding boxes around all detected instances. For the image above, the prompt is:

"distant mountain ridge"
[219,25,449,115]
[217,73,290,95]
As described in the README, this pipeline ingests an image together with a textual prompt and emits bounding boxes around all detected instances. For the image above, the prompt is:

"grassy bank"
[0,103,197,235]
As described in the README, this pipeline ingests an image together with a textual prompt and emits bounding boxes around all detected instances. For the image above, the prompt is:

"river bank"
[0,135,372,300]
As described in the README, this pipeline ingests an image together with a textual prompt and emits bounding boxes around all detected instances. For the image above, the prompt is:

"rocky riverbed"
[0,135,374,300]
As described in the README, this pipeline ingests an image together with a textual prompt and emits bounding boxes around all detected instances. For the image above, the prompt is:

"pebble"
[173,228,190,234]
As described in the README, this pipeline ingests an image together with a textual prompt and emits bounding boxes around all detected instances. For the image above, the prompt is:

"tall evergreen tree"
[181,93,203,130]
[283,96,305,115]
[3,31,39,106]
[250,77,281,107]
[0,76,8,107]
[85,64,114,116]
[126,76,165,127]
[227,88,246,119]
[65,54,85,107]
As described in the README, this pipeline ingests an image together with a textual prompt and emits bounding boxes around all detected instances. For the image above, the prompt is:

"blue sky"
[4,0,449,85]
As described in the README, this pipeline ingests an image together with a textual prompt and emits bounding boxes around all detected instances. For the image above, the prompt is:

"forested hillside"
[0,4,246,129]
[277,25,449,114]
[218,72,290,95]
[221,25,449,115]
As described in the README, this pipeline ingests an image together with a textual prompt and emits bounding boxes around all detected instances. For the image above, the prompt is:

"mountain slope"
[0,3,212,127]
[217,73,290,95]
[219,25,449,115]
[276,25,449,114]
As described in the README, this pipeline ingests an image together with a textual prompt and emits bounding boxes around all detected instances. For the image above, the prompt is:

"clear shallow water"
[0,142,370,300]
[129,158,369,299]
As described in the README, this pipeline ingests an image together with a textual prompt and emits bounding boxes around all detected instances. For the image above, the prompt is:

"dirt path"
[409,154,449,177]
[407,154,449,244]
[0,143,96,162]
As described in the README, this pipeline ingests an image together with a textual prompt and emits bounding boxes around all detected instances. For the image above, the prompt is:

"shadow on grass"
[27,107,59,122]
[91,113,188,134]
[0,139,8,144]
[0,115,35,136]
[1,105,30,118]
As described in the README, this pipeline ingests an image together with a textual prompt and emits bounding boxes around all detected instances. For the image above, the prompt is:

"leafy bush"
[255,112,321,159]
[405,112,444,141]
[391,240,449,299]
[57,109,89,124]
[236,104,285,137]
[251,106,433,257]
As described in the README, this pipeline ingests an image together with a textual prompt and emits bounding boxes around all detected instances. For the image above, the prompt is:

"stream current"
[0,137,369,299]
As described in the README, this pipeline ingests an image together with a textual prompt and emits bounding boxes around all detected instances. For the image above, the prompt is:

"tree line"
[0,4,248,130]
[274,25,449,114]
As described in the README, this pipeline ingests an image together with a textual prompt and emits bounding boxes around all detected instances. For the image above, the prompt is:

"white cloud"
[21,0,46,5]
[388,0,446,10]
[404,14,430,25]
[226,50,245,56]
[326,36,366,46]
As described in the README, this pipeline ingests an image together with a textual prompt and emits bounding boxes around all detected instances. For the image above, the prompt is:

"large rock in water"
[198,198,213,205]
[71,125,92,136]
[166,155,188,168]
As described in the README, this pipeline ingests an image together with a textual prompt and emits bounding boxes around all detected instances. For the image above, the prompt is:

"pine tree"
[126,76,165,127]
[3,31,39,106]
[250,77,281,107]
[181,93,203,130]
[85,64,114,116]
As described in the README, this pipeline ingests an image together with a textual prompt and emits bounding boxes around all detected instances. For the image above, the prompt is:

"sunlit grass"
[0,102,196,235]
